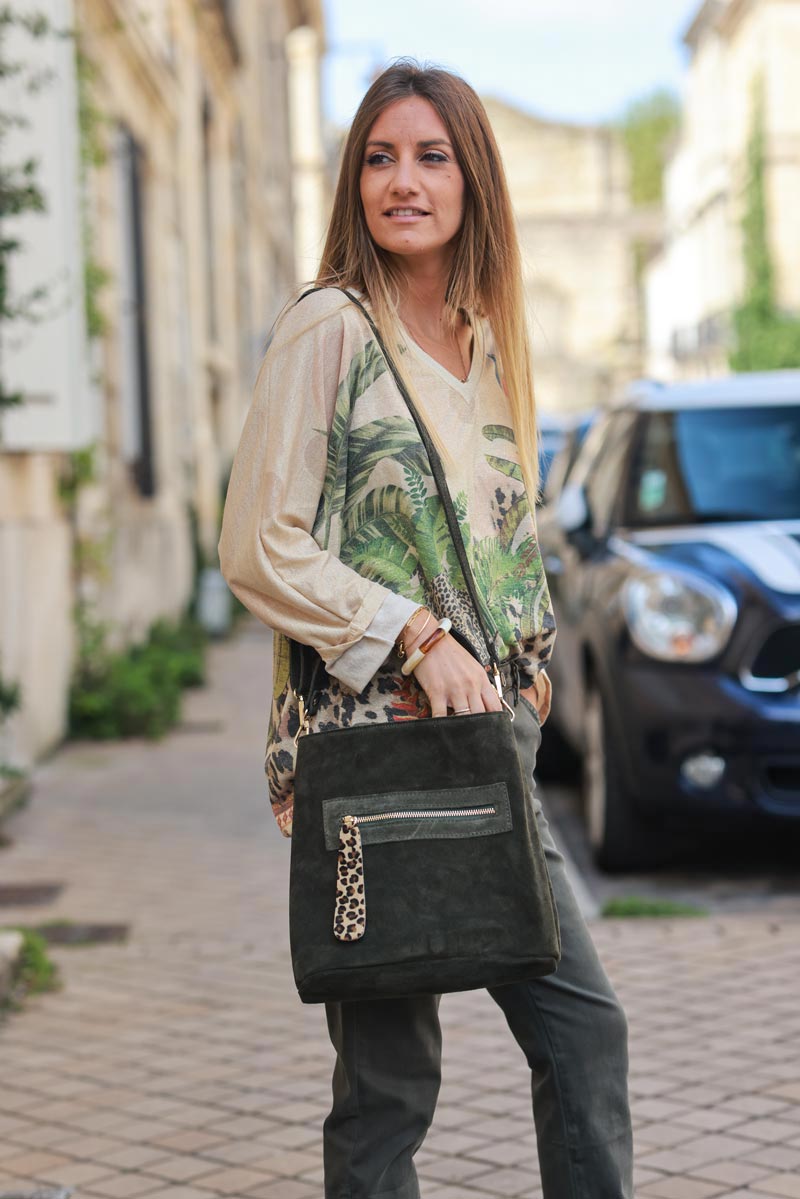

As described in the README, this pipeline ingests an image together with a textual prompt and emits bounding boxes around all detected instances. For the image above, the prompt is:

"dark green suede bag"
[287,290,561,1004]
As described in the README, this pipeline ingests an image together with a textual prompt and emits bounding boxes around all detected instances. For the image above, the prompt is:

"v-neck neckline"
[401,315,484,401]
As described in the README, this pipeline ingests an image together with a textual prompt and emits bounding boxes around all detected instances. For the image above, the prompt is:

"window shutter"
[0,0,95,452]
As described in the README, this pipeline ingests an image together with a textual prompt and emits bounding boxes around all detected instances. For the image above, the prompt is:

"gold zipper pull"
[334,816,366,942]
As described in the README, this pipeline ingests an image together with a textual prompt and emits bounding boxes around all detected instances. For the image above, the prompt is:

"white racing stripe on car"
[705,528,800,593]
[626,521,800,593]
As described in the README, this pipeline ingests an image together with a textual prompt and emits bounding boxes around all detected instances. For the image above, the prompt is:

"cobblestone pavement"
[1,621,800,1199]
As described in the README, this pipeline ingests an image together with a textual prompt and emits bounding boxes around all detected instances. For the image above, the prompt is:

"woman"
[219,60,633,1199]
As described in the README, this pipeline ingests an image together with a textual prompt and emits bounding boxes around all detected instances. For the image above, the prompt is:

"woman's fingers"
[413,635,504,716]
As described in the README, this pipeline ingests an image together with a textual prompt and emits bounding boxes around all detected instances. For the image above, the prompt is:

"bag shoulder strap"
[289,286,500,709]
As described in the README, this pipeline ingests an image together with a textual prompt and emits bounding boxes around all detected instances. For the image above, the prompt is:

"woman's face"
[359,96,465,271]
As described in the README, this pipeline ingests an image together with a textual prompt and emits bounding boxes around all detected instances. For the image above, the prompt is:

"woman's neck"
[394,259,457,337]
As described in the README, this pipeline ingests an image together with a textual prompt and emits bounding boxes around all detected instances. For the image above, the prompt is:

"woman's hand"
[401,610,503,718]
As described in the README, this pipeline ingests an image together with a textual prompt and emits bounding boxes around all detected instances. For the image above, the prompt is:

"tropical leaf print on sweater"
[263,315,556,836]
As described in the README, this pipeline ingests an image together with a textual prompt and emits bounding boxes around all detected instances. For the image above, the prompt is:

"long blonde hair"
[317,59,540,500]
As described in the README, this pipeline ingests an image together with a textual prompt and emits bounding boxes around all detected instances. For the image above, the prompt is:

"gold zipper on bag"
[333,805,497,943]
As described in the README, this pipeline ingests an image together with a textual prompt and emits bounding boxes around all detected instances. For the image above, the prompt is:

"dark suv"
[537,371,800,869]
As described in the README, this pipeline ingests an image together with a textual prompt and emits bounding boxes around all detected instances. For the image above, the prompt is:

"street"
[546,776,800,920]
[1,620,800,1199]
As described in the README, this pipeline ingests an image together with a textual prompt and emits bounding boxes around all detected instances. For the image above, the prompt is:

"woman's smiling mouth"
[383,207,429,220]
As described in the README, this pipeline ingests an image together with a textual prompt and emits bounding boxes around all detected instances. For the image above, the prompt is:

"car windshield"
[626,404,800,525]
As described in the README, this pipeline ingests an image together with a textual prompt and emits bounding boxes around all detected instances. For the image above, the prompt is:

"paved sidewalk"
[1,621,800,1199]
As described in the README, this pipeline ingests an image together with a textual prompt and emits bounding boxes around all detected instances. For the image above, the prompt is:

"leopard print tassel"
[334,816,366,942]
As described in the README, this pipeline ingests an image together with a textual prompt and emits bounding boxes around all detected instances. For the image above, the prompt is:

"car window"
[625,405,800,525]
[567,415,613,490]
[584,413,638,534]
[543,433,576,502]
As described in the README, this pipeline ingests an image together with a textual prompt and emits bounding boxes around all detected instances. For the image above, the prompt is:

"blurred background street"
[1,0,800,1193]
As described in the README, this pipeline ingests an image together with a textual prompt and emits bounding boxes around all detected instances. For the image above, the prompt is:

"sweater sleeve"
[325,590,419,691]
[218,290,398,677]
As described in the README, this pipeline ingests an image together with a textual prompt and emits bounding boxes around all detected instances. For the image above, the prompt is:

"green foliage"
[617,88,681,207]
[0,655,22,777]
[58,446,115,590]
[0,13,110,416]
[601,896,708,918]
[15,928,59,993]
[146,616,207,687]
[729,79,800,371]
[0,667,21,721]
[57,443,98,507]
[68,613,207,740]
[70,652,181,740]
[2,928,60,1014]
[0,7,61,413]
[75,40,111,340]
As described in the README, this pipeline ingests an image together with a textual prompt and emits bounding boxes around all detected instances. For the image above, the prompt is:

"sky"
[322,0,702,131]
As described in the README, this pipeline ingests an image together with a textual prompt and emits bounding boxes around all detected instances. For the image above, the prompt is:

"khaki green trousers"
[322,695,634,1199]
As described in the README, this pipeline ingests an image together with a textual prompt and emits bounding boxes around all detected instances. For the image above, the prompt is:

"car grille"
[743,624,800,692]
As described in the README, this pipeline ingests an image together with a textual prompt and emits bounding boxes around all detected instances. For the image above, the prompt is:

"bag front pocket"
[324,784,512,942]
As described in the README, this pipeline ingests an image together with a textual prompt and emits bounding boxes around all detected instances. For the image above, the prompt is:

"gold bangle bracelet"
[396,607,430,659]
[402,611,432,654]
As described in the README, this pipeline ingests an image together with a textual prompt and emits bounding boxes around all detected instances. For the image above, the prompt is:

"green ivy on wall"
[75,40,111,341]
[0,14,110,423]
[729,79,800,372]
[0,7,54,413]
[617,88,681,209]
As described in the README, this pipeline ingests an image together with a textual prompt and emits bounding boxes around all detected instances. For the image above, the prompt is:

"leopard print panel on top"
[334,816,366,942]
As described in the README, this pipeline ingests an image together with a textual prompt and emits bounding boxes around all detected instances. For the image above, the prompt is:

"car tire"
[582,680,660,871]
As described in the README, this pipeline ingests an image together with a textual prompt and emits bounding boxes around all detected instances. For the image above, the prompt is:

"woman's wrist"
[395,607,434,658]
[400,618,452,677]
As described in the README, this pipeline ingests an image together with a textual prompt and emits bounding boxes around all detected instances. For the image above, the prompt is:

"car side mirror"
[555,482,590,533]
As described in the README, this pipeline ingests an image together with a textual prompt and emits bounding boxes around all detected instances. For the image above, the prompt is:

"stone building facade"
[0,0,325,766]
[481,96,660,415]
[645,0,800,378]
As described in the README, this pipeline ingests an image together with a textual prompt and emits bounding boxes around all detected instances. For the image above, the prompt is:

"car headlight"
[623,571,737,662]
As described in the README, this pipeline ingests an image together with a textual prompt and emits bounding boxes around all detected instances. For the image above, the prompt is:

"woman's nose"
[390,155,419,193]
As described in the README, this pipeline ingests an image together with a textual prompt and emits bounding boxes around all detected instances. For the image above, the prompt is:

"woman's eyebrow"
[365,138,454,149]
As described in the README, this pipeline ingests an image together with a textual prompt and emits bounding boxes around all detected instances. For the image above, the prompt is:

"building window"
[114,123,156,497]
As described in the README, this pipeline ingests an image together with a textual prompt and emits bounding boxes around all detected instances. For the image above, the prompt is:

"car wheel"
[583,681,659,871]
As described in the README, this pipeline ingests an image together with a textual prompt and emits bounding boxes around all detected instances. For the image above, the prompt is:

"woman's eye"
[364,151,450,166]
